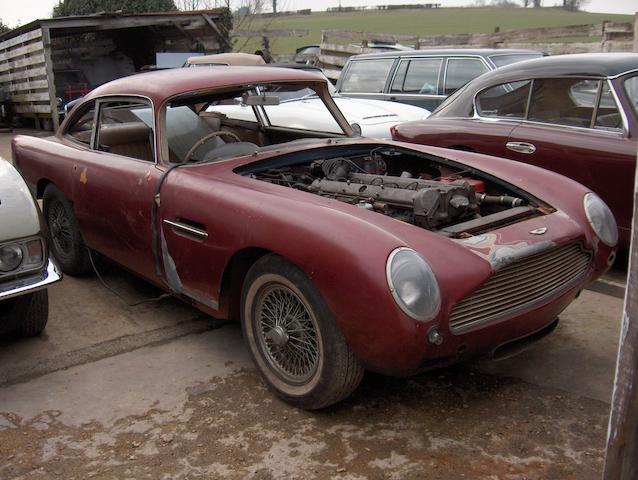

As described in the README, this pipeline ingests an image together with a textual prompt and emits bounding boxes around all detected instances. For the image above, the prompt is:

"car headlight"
[386,247,441,321]
[583,193,618,247]
[0,244,24,272]
[0,239,44,274]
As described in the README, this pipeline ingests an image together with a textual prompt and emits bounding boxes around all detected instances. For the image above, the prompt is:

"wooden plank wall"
[0,29,52,118]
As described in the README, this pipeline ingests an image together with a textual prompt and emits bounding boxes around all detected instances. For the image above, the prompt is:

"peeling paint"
[79,168,88,185]
[455,233,556,271]
[160,228,219,310]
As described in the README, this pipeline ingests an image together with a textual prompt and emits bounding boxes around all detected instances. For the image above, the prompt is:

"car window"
[95,99,155,162]
[476,81,531,119]
[65,101,96,145]
[528,78,611,129]
[488,53,543,68]
[593,81,623,132]
[444,58,488,95]
[390,58,442,95]
[339,59,394,93]
[624,75,638,120]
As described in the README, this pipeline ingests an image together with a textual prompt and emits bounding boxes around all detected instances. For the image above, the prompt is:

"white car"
[0,159,61,336]
[190,58,430,139]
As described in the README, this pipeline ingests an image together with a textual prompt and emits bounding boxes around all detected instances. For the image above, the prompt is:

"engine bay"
[243,145,547,237]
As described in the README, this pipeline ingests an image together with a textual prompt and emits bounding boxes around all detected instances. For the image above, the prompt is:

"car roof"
[347,48,542,60]
[85,66,327,103]
[476,52,638,81]
[187,52,266,66]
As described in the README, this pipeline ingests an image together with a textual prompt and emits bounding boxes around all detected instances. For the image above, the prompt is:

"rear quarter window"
[339,59,394,93]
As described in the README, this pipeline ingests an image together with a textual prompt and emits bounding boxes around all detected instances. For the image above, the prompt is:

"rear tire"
[14,290,49,337]
[43,184,91,275]
[241,254,364,409]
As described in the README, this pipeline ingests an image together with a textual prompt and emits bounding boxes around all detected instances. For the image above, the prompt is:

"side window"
[529,78,600,128]
[339,59,394,93]
[65,101,96,145]
[476,81,531,118]
[444,58,488,95]
[594,81,623,132]
[390,58,442,94]
[96,99,155,162]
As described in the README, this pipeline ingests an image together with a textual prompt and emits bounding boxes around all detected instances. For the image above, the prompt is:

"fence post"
[602,145,638,479]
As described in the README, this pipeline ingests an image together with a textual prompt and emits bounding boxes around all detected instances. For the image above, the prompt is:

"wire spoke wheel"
[255,284,320,384]
[49,201,73,256]
[242,254,364,409]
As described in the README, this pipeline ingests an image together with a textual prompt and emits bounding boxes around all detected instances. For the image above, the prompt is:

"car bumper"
[0,259,62,301]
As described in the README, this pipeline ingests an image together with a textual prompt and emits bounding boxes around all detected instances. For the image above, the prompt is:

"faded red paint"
[12,68,614,374]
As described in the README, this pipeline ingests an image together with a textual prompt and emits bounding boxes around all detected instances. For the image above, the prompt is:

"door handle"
[506,142,536,154]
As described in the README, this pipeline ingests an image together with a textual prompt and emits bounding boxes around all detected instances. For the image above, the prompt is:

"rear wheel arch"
[36,179,52,199]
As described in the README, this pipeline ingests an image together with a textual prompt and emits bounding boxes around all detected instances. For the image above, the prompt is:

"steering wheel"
[184,131,241,163]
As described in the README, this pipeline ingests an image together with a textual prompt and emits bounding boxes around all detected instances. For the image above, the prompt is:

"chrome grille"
[450,243,591,333]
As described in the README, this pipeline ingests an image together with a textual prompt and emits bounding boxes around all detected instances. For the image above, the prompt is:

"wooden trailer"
[0,10,232,131]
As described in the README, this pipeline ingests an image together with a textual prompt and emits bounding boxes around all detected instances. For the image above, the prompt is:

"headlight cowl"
[386,247,441,322]
[583,193,618,247]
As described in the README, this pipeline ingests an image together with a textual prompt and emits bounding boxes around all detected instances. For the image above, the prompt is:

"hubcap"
[255,284,320,384]
[49,202,73,256]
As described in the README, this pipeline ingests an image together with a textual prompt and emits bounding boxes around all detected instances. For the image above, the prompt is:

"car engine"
[247,146,538,235]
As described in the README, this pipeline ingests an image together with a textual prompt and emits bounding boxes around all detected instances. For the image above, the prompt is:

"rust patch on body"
[79,168,88,185]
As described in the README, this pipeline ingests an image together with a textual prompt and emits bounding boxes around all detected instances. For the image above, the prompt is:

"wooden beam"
[0,66,47,83]
[0,29,42,53]
[0,53,46,74]
[13,104,52,114]
[202,13,230,51]
[603,143,638,479]
[634,12,638,53]
[232,29,309,38]
[0,41,44,62]
[41,27,59,131]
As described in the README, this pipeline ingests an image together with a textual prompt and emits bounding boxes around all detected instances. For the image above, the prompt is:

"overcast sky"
[0,0,635,28]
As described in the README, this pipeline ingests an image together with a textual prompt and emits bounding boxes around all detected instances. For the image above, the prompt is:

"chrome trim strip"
[608,79,630,136]
[0,259,62,301]
[163,219,208,239]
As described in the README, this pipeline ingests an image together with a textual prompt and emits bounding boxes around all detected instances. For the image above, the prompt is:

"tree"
[52,0,178,17]
[0,19,10,34]
[562,0,588,11]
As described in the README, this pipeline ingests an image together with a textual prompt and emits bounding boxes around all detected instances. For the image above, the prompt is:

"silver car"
[0,159,61,336]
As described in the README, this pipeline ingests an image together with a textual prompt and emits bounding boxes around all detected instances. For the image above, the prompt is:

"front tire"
[43,184,90,275]
[13,290,49,337]
[241,255,364,409]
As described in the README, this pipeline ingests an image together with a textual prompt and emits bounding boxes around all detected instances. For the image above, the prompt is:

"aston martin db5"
[13,67,616,408]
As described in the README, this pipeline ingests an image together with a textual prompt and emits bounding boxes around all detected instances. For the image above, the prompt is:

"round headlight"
[583,193,618,247]
[0,244,24,272]
[386,247,441,321]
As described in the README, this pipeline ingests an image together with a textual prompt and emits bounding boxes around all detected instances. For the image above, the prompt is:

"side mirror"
[350,123,362,136]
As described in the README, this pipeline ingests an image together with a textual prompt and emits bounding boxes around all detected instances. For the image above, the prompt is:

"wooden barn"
[0,10,232,130]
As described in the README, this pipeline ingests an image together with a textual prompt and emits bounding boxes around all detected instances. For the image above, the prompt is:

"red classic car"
[13,67,615,409]
[392,53,638,247]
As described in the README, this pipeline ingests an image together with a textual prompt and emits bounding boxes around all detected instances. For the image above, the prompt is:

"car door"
[70,96,163,282]
[386,56,445,110]
[504,78,636,237]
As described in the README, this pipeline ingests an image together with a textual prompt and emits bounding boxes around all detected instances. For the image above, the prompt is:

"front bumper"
[0,259,62,301]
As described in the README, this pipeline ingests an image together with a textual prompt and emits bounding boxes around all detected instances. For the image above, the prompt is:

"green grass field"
[233,7,633,54]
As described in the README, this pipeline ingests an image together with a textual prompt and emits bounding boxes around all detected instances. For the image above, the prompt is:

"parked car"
[335,48,545,110]
[392,53,638,247]
[0,159,61,336]
[13,67,615,408]
[186,56,431,139]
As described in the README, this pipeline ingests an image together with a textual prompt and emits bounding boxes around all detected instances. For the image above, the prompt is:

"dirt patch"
[0,367,608,479]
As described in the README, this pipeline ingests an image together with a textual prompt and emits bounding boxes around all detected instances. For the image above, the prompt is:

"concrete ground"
[0,130,628,479]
